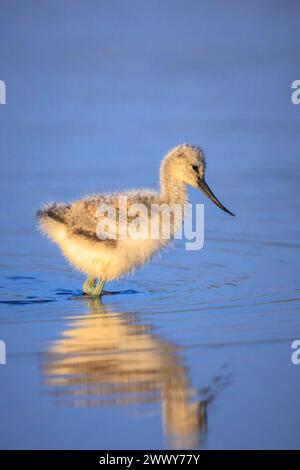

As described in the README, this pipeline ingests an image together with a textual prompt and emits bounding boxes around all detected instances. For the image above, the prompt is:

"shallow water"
[0,0,300,449]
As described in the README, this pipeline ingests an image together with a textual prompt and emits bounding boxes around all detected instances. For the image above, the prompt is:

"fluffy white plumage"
[37,144,233,292]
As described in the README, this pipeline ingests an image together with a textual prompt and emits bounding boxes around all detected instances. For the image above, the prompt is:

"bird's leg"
[82,276,96,295]
[92,279,106,297]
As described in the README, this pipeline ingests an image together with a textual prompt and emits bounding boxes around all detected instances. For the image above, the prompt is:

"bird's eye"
[192,165,198,172]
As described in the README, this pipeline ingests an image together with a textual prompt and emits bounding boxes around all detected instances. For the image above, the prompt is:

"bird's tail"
[36,203,69,242]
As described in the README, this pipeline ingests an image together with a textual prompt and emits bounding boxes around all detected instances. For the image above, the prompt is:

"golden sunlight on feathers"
[36,144,234,295]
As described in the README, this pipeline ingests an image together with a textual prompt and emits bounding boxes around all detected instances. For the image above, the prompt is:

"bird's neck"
[160,173,188,206]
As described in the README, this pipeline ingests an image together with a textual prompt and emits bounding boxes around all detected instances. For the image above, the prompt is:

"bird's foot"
[82,276,96,295]
[92,279,106,297]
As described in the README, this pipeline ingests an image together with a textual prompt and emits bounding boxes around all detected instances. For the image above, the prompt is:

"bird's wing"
[63,195,116,243]
[66,191,159,243]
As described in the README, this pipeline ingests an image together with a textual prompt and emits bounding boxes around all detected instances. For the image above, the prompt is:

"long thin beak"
[198,179,235,216]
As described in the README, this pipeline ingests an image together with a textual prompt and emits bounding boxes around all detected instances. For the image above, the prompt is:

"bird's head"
[163,144,235,216]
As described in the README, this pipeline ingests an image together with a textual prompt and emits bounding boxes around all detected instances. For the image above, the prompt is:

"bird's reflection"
[43,298,212,448]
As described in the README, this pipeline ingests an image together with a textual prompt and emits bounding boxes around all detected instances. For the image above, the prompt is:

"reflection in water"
[42,298,216,449]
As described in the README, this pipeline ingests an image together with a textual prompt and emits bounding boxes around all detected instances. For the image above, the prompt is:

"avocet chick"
[36,144,234,296]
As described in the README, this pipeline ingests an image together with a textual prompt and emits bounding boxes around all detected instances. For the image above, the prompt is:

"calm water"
[0,0,300,449]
